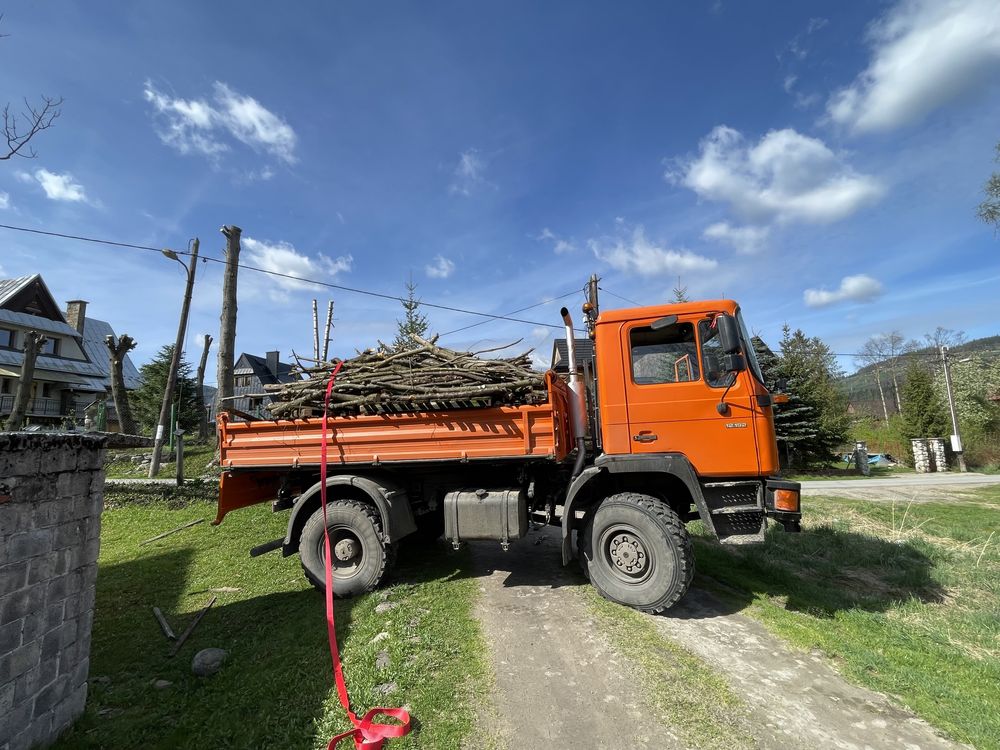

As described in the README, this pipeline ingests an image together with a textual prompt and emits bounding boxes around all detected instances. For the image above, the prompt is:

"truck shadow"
[56,548,368,750]
[665,524,947,620]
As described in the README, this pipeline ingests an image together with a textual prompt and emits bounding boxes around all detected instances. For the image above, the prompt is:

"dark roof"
[550,338,596,372]
[81,317,141,389]
[234,353,297,385]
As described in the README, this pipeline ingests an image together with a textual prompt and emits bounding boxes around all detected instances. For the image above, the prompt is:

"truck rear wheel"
[579,492,694,613]
[299,499,389,597]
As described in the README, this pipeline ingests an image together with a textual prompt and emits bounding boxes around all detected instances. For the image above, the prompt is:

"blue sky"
[1,0,999,383]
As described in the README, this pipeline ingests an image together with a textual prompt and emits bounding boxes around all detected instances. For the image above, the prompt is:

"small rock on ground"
[374,682,398,696]
[374,601,397,614]
[191,647,228,677]
[151,679,172,690]
[372,631,390,644]
[376,650,391,670]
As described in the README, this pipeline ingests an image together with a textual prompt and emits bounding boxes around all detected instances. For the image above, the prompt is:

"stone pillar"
[0,433,106,750]
[911,438,932,473]
[929,438,948,472]
[854,441,870,476]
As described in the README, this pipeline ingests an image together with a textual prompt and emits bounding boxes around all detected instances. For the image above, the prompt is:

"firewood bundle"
[263,335,547,417]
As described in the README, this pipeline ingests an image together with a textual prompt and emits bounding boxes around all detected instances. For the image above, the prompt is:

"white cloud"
[827,0,1000,133]
[449,149,488,195]
[425,255,455,279]
[0,191,9,210]
[671,125,884,225]
[703,222,770,255]
[537,227,576,254]
[589,224,718,276]
[143,80,297,164]
[803,274,884,307]
[242,237,352,299]
[32,169,88,202]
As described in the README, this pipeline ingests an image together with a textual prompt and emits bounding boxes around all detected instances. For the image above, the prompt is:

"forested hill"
[838,334,1000,417]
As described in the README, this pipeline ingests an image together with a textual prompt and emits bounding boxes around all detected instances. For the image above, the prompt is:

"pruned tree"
[978,140,1000,230]
[196,334,213,441]
[105,333,138,435]
[4,331,45,431]
[216,225,241,414]
[392,276,429,351]
[1,17,62,161]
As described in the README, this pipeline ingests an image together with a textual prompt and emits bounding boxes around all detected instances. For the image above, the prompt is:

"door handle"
[632,433,658,443]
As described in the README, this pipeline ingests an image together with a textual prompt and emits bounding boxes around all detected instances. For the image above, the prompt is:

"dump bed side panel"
[218,371,572,469]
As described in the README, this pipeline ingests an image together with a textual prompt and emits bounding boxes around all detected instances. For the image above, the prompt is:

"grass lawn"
[54,486,488,750]
[690,486,1000,749]
[784,462,914,482]
[104,443,220,481]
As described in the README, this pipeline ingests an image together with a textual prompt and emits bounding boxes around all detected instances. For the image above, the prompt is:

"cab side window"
[699,319,736,388]
[630,322,700,384]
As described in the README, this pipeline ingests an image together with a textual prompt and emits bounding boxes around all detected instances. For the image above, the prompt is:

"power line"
[438,288,582,338]
[0,221,579,332]
[598,286,642,307]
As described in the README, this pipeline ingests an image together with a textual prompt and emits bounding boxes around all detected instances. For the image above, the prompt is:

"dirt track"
[469,525,966,750]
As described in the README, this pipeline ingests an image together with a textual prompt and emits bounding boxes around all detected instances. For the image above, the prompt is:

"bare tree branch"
[1,17,63,160]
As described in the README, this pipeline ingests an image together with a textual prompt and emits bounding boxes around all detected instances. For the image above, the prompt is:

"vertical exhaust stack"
[560,307,588,477]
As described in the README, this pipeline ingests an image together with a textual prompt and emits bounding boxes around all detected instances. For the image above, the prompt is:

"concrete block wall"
[0,433,106,750]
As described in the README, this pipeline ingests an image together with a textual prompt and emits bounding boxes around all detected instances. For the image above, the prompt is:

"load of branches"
[262,335,546,418]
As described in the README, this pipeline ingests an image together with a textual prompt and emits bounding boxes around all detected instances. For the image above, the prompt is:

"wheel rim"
[318,524,365,580]
[598,524,654,585]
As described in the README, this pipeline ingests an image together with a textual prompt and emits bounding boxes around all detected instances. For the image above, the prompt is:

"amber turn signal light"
[772,393,790,405]
[774,489,799,512]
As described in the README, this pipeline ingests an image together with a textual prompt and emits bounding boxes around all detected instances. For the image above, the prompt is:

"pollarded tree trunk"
[874,367,890,425]
[5,331,45,431]
[196,334,213,441]
[105,333,138,435]
[215,225,241,415]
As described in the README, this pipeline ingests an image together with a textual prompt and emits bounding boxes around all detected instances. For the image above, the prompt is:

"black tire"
[580,492,694,613]
[299,499,389,597]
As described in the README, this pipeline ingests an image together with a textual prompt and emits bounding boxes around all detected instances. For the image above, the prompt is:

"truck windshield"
[736,309,765,385]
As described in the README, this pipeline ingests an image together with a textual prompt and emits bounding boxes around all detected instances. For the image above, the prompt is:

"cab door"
[622,315,760,476]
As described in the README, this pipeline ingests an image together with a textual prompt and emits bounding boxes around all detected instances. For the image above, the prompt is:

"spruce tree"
[392,277,430,351]
[132,345,202,435]
[900,362,950,463]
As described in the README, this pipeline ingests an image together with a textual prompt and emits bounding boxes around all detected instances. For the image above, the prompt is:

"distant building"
[231,351,298,419]
[0,274,139,430]
[550,338,595,374]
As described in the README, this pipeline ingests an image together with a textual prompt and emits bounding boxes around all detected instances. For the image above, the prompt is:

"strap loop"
[321,363,412,749]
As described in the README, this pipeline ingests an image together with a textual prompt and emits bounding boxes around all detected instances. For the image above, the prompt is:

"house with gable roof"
[0,274,140,430]
[231,350,298,419]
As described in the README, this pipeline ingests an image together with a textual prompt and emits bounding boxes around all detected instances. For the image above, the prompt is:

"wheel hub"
[334,538,359,562]
[609,532,648,577]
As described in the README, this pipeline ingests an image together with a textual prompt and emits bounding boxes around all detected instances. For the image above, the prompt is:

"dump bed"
[218,371,574,470]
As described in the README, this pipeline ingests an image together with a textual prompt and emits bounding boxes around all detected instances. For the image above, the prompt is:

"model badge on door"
[725,422,748,428]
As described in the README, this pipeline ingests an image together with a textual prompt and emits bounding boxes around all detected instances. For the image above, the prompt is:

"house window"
[235,374,253,388]
[630,321,701,385]
[39,337,60,356]
[1,378,10,394]
[0,328,14,348]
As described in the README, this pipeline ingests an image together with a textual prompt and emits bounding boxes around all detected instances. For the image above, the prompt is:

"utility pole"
[215,226,241,416]
[583,273,600,337]
[149,239,200,478]
[4,331,45,431]
[940,345,967,473]
[196,334,213,442]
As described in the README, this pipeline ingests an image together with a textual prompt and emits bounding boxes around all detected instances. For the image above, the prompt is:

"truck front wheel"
[580,492,694,613]
[299,499,389,597]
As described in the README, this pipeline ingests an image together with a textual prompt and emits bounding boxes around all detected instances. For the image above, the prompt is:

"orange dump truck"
[216,298,800,613]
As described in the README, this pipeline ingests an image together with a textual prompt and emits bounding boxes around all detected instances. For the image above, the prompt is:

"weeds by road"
[54,492,488,749]
[691,486,1000,749]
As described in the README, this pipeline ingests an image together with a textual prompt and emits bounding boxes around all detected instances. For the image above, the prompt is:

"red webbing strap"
[320,362,412,750]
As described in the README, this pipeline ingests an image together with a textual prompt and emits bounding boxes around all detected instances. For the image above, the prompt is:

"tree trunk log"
[5,331,45,431]
[105,333,138,435]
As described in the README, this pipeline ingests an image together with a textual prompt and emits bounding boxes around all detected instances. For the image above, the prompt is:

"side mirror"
[722,352,746,373]
[703,353,722,381]
[716,314,741,355]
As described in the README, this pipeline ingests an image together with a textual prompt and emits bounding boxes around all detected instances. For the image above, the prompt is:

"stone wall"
[911,437,949,473]
[0,433,106,750]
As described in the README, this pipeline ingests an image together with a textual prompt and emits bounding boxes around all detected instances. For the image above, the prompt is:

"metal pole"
[175,430,185,487]
[149,238,200,478]
[940,345,967,473]
[168,402,176,452]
